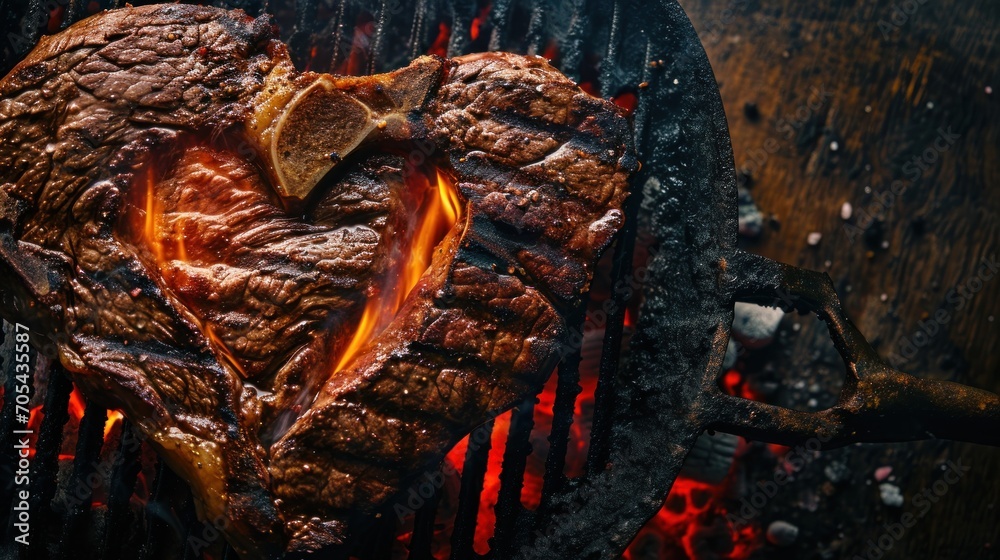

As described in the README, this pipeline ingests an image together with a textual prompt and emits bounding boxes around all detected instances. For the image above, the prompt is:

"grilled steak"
[0,4,636,557]
[272,52,636,551]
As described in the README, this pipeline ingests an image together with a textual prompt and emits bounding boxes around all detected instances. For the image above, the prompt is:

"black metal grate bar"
[449,419,493,560]
[555,0,589,82]
[597,0,623,98]
[446,0,477,58]
[367,0,391,75]
[490,396,536,559]
[328,0,349,72]
[406,0,431,60]
[0,3,662,558]
[60,0,88,29]
[406,471,445,560]
[523,0,546,56]
[18,0,47,57]
[536,303,587,517]
[139,459,190,560]
[181,496,207,560]
[487,0,513,52]
[56,400,108,556]
[586,37,654,476]
[354,510,397,560]
[100,419,143,558]
[139,460,169,560]
[27,361,72,558]
[287,0,318,64]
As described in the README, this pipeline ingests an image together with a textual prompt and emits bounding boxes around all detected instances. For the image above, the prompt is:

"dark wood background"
[677,0,998,558]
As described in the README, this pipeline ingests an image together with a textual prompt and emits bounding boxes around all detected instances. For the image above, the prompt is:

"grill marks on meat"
[436,53,632,302]
[0,5,636,557]
[270,53,634,551]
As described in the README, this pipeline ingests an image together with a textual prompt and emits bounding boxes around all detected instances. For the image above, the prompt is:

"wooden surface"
[677,0,999,558]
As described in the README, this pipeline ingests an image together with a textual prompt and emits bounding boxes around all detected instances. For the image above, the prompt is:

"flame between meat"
[333,169,462,375]
[138,163,251,380]
[142,163,190,267]
[143,168,164,264]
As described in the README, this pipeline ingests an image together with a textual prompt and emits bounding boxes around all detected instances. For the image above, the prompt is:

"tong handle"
[704,251,1000,448]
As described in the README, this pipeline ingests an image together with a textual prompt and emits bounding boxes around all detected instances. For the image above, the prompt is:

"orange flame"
[333,170,461,374]
[138,164,249,381]
[206,324,248,379]
[69,385,125,445]
[428,23,451,58]
[68,386,87,421]
[470,4,492,41]
[174,217,188,262]
[142,165,190,266]
[104,410,124,440]
[143,167,165,263]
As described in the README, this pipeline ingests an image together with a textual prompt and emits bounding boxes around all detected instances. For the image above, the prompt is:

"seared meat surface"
[0,4,635,557]
[272,52,636,550]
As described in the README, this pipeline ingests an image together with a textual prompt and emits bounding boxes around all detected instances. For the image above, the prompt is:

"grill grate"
[101,419,143,558]
[536,304,584,517]
[490,396,535,558]
[0,1,653,558]
[27,362,71,538]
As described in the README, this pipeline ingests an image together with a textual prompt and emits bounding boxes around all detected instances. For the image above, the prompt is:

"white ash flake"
[732,302,784,349]
[840,202,853,220]
[766,521,800,547]
[879,483,904,507]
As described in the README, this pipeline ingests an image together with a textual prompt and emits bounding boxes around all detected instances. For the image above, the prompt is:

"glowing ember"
[68,385,87,421]
[426,322,762,559]
[579,81,600,97]
[612,91,639,116]
[624,307,635,328]
[625,476,758,560]
[305,46,319,71]
[334,15,375,76]
[27,404,43,434]
[428,23,451,58]
[473,409,512,554]
[720,369,761,401]
[47,5,64,34]
[541,41,559,63]
[469,5,491,41]
[68,385,127,454]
